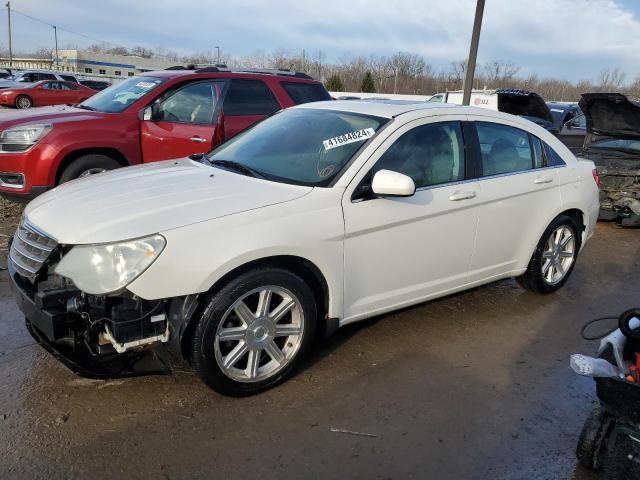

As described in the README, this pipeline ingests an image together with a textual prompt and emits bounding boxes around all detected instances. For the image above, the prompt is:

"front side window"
[477,122,533,176]
[566,113,586,130]
[78,76,164,113]
[281,82,331,105]
[155,81,223,124]
[373,122,465,188]
[41,82,55,90]
[21,73,36,82]
[207,108,386,186]
[223,79,280,116]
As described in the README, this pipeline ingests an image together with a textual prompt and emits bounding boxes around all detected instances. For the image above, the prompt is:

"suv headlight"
[0,123,52,152]
[55,235,166,295]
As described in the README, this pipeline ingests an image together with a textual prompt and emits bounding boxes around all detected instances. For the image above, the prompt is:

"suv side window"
[21,73,36,82]
[280,82,331,105]
[156,81,222,124]
[373,121,465,188]
[37,73,56,81]
[476,122,533,176]
[61,75,78,83]
[223,79,280,116]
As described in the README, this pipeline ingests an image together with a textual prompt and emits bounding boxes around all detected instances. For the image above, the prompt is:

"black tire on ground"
[58,154,122,184]
[190,268,317,396]
[576,407,613,470]
[15,95,32,109]
[516,214,582,294]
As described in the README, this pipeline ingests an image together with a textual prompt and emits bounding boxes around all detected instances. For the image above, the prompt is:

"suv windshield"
[207,108,387,186]
[78,76,164,113]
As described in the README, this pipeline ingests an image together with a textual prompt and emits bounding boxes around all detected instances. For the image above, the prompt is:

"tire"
[190,268,317,396]
[516,214,582,294]
[576,407,613,470]
[58,154,122,184]
[15,95,32,109]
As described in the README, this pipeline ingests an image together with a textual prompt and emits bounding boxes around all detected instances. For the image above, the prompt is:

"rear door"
[140,80,226,163]
[222,79,281,138]
[466,119,563,282]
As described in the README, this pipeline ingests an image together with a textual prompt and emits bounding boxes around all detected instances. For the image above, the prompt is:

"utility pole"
[215,46,220,65]
[6,1,12,67]
[53,25,59,69]
[462,0,485,106]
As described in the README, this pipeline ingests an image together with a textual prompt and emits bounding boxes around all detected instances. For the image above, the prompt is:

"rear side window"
[38,73,56,81]
[374,121,465,188]
[544,143,567,167]
[530,135,544,168]
[281,82,331,104]
[476,122,533,176]
[223,79,280,116]
[61,75,77,82]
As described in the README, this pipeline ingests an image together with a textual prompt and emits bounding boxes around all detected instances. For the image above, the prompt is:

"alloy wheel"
[541,226,575,285]
[16,97,31,109]
[214,286,304,383]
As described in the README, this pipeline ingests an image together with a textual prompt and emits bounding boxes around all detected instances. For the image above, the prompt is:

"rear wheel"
[576,407,613,470]
[190,268,317,396]
[15,95,32,109]
[58,154,122,184]
[517,215,581,293]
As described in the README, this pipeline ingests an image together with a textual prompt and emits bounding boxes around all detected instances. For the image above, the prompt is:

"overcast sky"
[4,0,640,82]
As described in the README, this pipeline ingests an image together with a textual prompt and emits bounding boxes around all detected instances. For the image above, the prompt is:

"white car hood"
[25,159,312,244]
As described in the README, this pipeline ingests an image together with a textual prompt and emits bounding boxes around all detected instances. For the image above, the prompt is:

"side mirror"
[371,169,416,197]
[140,106,153,121]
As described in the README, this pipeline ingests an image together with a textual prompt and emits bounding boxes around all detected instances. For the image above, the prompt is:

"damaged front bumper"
[8,259,197,379]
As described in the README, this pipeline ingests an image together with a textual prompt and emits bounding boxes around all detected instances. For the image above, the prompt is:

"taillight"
[592,168,600,187]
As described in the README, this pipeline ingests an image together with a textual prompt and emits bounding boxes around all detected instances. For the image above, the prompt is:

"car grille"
[9,219,58,281]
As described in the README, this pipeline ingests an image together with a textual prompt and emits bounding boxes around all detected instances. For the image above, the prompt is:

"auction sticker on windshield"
[136,81,158,89]
[323,128,375,150]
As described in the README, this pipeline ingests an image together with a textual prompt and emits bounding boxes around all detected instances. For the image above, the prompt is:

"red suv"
[0,66,331,201]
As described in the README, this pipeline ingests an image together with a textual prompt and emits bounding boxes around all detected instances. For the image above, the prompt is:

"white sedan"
[9,101,600,395]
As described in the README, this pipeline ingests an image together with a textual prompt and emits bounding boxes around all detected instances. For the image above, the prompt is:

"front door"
[342,118,480,322]
[140,81,225,163]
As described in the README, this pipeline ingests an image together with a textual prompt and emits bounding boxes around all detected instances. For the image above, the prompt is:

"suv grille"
[9,219,58,281]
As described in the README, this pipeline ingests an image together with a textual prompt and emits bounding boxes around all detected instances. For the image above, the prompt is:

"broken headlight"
[55,235,166,295]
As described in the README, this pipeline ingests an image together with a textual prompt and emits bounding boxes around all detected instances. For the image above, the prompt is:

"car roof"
[293,99,517,120]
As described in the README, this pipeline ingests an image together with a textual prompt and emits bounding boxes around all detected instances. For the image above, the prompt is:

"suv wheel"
[517,214,581,294]
[59,154,122,184]
[190,268,317,396]
[15,95,32,109]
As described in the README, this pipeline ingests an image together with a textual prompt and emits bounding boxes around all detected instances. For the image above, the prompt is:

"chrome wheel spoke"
[264,340,285,365]
[542,259,552,275]
[218,326,246,341]
[274,324,302,337]
[560,251,573,258]
[234,301,255,326]
[555,261,565,277]
[223,341,248,369]
[270,298,295,323]
[256,289,272,318]
[245,349,261,379]
[542,250,553,259]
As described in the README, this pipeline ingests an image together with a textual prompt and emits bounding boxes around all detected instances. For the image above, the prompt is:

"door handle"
[190,136,207,143]
[534,176,553,184]
[449,191,477,201]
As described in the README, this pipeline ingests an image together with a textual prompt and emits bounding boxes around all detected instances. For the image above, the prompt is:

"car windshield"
[207,108,387,186]
[589,138,640,155]
[78,76,164,113]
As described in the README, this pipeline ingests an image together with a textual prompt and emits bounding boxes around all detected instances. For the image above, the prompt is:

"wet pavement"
[0,219,638,480]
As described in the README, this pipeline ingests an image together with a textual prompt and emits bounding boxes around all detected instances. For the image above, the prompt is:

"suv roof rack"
[164,65,313,79]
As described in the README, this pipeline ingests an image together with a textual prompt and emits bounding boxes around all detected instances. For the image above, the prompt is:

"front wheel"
[58,154,122,184]
[15,95,32,109]
[517,215,581,294]
[190,268,317,396]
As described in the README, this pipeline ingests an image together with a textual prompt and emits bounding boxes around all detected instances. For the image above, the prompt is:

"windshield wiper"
[76,104,96,111]
[208,159,265,179]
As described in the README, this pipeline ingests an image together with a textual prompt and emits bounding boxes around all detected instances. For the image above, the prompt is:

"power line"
[9,7,129,49]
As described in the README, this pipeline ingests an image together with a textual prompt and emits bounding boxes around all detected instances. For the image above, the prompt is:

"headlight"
[0,123,52,152]
[55,235,166,295]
